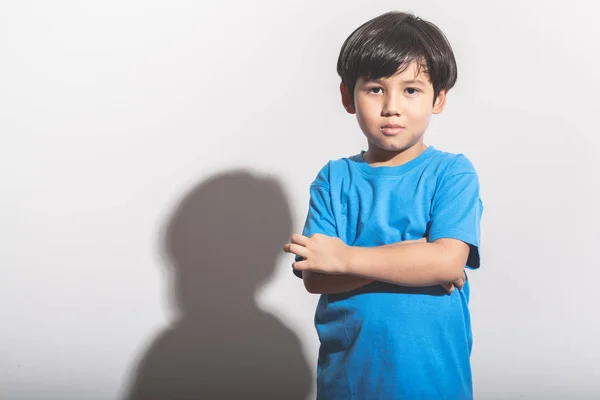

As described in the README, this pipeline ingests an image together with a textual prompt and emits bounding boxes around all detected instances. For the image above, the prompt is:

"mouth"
[380,124,406,136]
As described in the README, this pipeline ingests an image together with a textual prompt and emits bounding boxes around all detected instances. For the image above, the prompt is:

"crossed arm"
[284,235,469,295]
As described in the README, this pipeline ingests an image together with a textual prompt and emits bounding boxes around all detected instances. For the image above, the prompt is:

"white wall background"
[2,1,599,399]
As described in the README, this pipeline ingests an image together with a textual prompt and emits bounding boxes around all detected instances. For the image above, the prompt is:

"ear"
[432,89,447,114]
[340,82,356,114]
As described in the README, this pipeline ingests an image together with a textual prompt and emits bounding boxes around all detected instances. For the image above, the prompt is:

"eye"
[367,86,383,94]
[405,87,420,95]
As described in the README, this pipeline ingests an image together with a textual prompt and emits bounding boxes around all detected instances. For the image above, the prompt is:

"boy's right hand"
[441,273,466,294]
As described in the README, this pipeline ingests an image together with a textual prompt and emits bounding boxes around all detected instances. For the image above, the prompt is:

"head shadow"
[124,170,311,400]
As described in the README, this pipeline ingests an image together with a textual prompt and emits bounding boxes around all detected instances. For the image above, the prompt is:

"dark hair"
[337,11,458,104]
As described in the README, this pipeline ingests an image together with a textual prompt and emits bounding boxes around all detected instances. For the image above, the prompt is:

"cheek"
[355,99,380,122]
[409,109,430,122]
[405,102,433,124]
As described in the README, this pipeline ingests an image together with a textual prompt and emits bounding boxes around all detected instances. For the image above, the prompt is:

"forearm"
[344,241,465,287]
[300,239,423,294]
[302,271,373,294]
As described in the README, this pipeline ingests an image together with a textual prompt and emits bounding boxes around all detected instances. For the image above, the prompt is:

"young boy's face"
[341,60,446,161]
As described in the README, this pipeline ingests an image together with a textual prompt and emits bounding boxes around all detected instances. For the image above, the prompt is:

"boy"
[283,11,483,400]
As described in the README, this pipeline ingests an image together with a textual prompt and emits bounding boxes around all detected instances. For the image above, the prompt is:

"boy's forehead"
[361,61,431,85]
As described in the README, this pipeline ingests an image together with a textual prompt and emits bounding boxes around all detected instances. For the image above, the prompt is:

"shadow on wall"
[124,170,311,400]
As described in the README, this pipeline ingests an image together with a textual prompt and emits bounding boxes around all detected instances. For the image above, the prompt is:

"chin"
[375,140,413,153]
[388,136,425,149]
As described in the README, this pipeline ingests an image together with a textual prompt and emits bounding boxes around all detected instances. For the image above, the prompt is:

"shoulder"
[310,154,361,187]
[429,148,479,177]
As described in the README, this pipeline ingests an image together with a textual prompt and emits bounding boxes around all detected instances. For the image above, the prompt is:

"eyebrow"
[400,79,427,86]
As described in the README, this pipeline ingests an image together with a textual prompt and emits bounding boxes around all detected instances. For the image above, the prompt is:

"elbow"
[302,271,323,294]
[445,261,466,282]
[303,271,340,294]
[433,239,470,282]
[442,253,468,282]
[304,285,322,294]
[294,267,323,293]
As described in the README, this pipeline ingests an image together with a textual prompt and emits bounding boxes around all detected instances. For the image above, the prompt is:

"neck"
[364,141,427,167]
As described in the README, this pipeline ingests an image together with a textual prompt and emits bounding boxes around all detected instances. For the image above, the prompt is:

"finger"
[293,260,310,271]
[453,278,465,290]
[400,237,427,245]
[404,238,426,244]
[291,234,310,246]
[283,243,310,258]
[455,271,468,290]
[441,282,454,293]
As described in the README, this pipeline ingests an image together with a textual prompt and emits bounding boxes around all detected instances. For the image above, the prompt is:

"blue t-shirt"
[294,146,483,400]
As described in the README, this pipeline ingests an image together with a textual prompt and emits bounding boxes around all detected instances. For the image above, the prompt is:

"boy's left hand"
[283,233,349,275]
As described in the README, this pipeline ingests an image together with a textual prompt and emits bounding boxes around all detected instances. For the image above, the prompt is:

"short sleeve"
[293,164,337,278]
[428,155,483,270]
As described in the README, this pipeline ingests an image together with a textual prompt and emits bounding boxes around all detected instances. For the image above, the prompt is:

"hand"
[441,272,467,294]
[283,233,350,275]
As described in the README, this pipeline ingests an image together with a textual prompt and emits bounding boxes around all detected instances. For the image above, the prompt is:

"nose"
[382,92,401,117]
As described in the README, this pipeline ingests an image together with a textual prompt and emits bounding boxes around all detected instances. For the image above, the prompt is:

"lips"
[381,124,406,136]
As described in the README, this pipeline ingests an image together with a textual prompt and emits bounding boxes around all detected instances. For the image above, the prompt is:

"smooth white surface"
[1,1,599,399]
